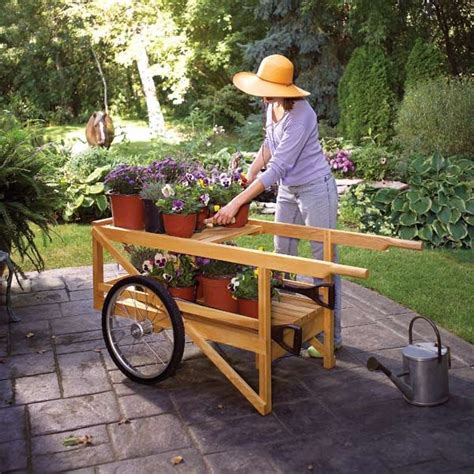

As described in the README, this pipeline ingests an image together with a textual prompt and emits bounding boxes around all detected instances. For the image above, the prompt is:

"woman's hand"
[213,201,241,225]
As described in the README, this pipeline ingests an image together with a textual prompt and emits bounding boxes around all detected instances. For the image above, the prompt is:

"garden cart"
[92,217,422,415]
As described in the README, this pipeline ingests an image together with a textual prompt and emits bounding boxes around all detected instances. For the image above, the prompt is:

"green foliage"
[235,113,264,151]
[198,255,240,278]
[339,184,397,236]
[228,266,281,300]
[195,85,249,129]
[156,184,201,214]
[405,38,445,89]
[0,112,60,272]
[395,77,474,157]
[338,46,396,144]
[392,154,473,248]
[350,144,396,181]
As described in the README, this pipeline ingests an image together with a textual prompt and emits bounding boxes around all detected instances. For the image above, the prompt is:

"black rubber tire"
[102,275,184,384]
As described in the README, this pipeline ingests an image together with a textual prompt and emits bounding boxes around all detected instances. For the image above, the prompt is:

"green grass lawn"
[14,220,474,343]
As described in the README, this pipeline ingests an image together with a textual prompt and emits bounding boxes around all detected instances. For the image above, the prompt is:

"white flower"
[161,184,175,198]
[142,260,153,272]
[163,273,173,282]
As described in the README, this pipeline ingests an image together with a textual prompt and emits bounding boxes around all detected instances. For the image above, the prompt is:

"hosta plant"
[392,153,473,248]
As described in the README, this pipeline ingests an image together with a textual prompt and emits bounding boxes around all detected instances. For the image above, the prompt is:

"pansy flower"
[171,199,184,213]
[161,184,175,198]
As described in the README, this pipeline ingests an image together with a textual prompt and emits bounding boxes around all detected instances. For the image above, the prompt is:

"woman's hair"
[282,97,302,111]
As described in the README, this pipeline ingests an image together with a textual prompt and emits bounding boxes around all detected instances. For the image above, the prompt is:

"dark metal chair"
[0,251,21,322]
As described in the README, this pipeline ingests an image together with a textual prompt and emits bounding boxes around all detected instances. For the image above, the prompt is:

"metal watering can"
[367,316,451,406]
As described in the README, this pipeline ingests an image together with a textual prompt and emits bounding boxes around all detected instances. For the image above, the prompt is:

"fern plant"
[0,112,60,273]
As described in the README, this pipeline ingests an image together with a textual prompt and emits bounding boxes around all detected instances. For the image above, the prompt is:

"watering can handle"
[408,316,443,363]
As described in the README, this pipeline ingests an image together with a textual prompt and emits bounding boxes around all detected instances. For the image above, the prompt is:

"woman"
[213,54,342,352]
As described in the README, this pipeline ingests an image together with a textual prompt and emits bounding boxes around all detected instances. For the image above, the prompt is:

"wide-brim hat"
[233,54,310,98]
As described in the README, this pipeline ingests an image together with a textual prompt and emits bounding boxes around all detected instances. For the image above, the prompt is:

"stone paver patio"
[1,264,473,473]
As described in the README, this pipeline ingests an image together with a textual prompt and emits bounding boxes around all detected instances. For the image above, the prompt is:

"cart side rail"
[248,218,423,252]
[93,225,369,281]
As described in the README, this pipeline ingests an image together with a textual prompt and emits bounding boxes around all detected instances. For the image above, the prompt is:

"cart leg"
[92,229,104,310]
[258,268,272,415]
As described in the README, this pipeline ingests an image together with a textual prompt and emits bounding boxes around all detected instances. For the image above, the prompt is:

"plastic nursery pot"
[162,213,197,238]
[196,207,210,231]
[201,275,238,313]
[226,204,250,228]
[142,199,165,233]
[238,297,259,319]
[109,194,145,230]
[168,286,196,302]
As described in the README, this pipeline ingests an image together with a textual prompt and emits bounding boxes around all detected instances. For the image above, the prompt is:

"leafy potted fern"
[0,111,59,274]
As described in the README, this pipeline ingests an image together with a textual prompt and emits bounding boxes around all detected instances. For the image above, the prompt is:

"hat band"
[256,73,293,87]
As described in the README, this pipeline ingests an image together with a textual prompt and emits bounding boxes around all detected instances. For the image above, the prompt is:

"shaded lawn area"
[14,219,474,344]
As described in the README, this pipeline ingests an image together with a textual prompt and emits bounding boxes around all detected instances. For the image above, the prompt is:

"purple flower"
[196,257,211,266]
[199,193,210,206]
[171,199,184,213]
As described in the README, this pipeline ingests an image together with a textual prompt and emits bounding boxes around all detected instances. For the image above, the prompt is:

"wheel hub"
[130,320,153,339]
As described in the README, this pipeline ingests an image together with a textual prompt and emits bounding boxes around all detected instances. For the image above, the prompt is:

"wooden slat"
[93,217,113,226]
[184,321,267,414]
[92,232,104,310]
[192,224,262,243]
[322,230,335,369]
[98,225,368,280]
[248,218,423,251]
[93,227,139,276]
[183,315,264,354]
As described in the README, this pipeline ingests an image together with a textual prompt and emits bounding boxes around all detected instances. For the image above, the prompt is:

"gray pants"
[274,174,342,345]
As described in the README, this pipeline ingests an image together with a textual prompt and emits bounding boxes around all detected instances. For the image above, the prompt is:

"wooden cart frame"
[92,217,421,415]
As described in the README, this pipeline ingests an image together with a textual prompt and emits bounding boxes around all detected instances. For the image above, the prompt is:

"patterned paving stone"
[12,302,62,321]
[205,449,277,473]
[188,413,290,454]
[69,289,94,301]
[118,391,174,420]
[98,448,208,474]
[0,406,26,443]
[7,350,56,377]
[15,372,61,404]
[108,414,192,460]
[29,392,120,435]
[9,319,52,356]
[60,299,100,318]
[342,322,406,353]
[51,313,101,335]
[58,351,111,397]
[30,275,65,292]
[11,289,69,307]
[0,439,27,471]
[0,378,13,406]
[32,444,115,473]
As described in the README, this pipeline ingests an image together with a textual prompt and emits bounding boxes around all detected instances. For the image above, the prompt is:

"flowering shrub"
[155,183,201,214]
[339,184,396,236]
[228,266,282,300]
[104,164,144,194]
[327,149,355,175]
[142,251,198,288]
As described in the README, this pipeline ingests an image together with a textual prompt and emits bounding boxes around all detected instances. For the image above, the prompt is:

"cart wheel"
[102,275,184,384]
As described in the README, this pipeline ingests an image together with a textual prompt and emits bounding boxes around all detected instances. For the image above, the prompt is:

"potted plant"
[104,164,145,230]
[156,183,200,238]
[208,170,249,227]
[197,256,241,312]
[140,182,165,233]
[0,111,59,275]
[142,251,198,302]
[228,267,282,318]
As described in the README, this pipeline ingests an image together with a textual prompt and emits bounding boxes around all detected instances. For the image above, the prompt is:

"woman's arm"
[213,179,265,225]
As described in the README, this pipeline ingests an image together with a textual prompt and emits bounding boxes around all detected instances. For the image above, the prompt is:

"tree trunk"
[135,45,165,137]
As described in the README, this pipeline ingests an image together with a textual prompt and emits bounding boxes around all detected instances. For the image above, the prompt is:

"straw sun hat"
[233,54,310,98]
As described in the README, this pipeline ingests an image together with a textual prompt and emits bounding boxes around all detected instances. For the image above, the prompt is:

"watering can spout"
[367,357,414,401]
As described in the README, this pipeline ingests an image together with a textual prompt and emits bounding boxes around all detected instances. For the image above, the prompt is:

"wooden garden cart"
[92,217,422,415]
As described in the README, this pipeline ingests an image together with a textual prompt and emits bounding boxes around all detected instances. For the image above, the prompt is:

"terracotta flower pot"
[226,204,250,228]
[143,199,165,233]
[196,274,204,300]
[109,194,144,230]
[238,297,259,319]
[162,213,197,238]
[201,275,238,313]
[196,207,209,231]
[168,286,196,302]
